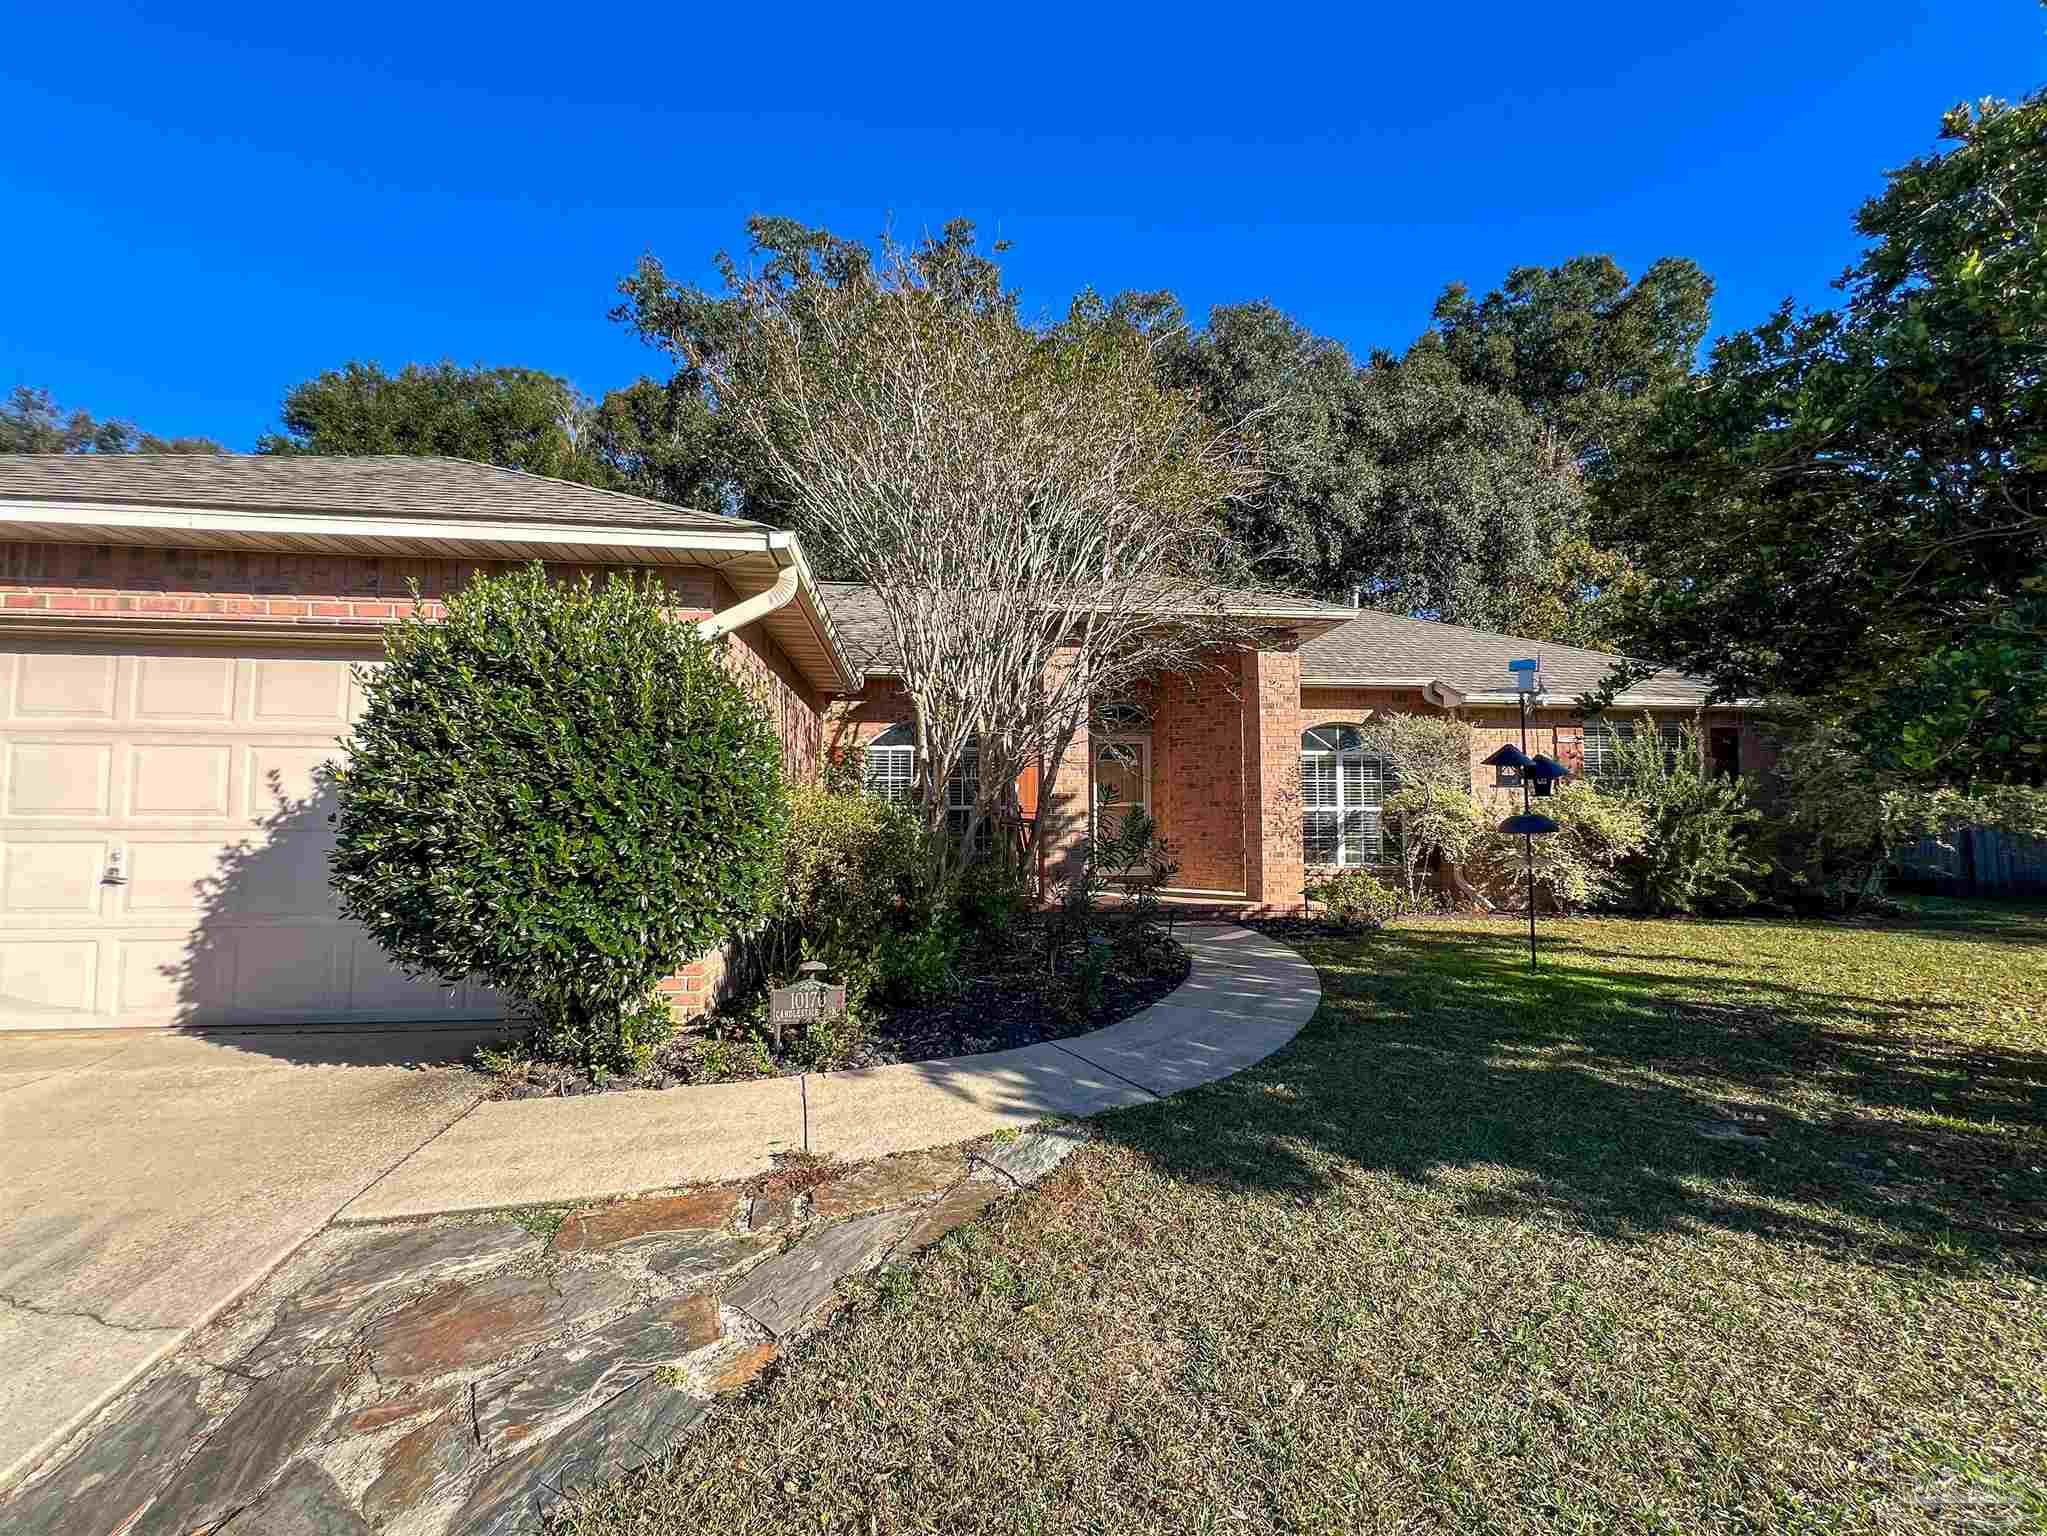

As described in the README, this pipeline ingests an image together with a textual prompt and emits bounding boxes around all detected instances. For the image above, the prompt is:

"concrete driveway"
[0,1024,500,1490]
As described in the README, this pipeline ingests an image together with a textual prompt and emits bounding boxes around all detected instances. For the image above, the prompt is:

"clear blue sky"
[4,2,2042,448]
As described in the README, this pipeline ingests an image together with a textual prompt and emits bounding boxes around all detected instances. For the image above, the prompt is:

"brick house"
[0,455,1762,1032]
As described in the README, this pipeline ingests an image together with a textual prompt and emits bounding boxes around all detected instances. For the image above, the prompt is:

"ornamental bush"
[328,564,788,1074]
[1477,782,1646,913]
[1601,716,1764,915]
[1311,870,1402,932]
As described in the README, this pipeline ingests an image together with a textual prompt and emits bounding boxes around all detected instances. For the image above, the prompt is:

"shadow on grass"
[1094,913,2047,1277]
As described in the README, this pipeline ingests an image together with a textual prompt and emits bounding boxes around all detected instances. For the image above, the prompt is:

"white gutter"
[0,496,788,554]
[1457,691,1759,708]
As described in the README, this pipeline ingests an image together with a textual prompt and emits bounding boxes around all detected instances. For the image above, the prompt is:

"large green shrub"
[1600,716,1764,914]
[1385,784,1488,903]
[1477,782,1646,913]
[1766,715,2047,912]
[328,564,787,1073]
[763,781,926,978]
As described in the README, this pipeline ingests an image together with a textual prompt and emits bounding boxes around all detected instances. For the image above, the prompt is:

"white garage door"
[0,638,505,1030]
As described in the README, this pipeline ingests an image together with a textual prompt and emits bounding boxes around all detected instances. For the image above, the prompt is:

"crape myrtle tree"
[1598,90,2047,786]
[328,565,788,1074]
[631,220,1255,885]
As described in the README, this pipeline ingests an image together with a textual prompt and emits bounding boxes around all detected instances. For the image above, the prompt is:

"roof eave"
[0,496,861,695]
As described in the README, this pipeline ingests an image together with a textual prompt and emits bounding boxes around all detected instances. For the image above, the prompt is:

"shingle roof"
[1301,606,1712,701]
[822,581,1712,701]
[0,453,766,533]
[818,582,1360,678]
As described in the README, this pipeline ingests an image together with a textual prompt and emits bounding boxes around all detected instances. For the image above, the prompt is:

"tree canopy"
[1419,254,1713,476]
[1598,89,2047,783]
[2,385,221,454]
[257,361,602,476]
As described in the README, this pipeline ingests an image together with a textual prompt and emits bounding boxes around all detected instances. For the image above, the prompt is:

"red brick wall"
[1152,656,1248,892]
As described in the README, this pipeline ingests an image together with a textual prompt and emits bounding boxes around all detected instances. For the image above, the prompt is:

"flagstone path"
[0,1131,1082,1535]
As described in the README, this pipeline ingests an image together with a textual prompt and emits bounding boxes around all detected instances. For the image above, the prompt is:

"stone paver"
[976,1127,1089,1188]
[553,1190,742,1253]
[643,1228,775,1283]
[474,1293,721,1454]
[366,1268,638,1381]
[248,1222,536,1368]
[899,1181,1003,1253]
[450,1376,709,1536]
[0,1369,212,1536]
[727,1209,914,1339]
[811,1151,964,1221]
[360,1397,480,1525]
[133,1361,350,1535]
[222,1460,374,1535]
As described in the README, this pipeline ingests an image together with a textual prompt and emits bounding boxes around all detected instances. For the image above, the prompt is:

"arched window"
[863,723,915,804]
[1301,725,1393,866]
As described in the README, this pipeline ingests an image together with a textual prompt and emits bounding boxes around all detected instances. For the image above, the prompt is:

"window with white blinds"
[863,723,915,804]
[1301,725,1393,866]
[1582,720,1686,782]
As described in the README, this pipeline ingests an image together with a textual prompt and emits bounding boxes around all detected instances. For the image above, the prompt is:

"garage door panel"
[0,840,108,915]
[0,939,99,1015]
[228,827,339,917]
[115,937,194,1017]
[128,743,232,817]
[228,926,344,1016]
[11,652,118,720]
[134,654,237,722]
[245,745,338,818]
[122,837,230,915]
[348,942,470,1014]
[4,740,113,816]
[253,659,350,724]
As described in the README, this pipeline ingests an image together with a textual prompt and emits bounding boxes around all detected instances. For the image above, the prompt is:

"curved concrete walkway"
[345,922,1320,1221]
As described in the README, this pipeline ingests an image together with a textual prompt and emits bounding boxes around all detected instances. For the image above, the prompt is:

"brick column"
[1239,639,1303,912]
[1037,650,1091,893]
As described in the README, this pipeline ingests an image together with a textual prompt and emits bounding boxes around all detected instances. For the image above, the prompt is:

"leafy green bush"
[761,781,926,979]
[955,854,1036,940]
[328,564,787,1074]
[1477,782,1646,913]
[1385,784,1488,904]
[1311,870,1401,931]
[1600,716,1764,914]
[877,911,963,1004]
[1767,715,2047,912]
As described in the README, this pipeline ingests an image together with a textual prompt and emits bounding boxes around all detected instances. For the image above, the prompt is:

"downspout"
[694,537,802,642]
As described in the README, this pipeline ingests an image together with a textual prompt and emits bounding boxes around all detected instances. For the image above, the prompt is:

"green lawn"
[559,901,2047,1535]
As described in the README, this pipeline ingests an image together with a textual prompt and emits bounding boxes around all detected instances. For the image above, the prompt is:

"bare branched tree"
[694,230,1257,883]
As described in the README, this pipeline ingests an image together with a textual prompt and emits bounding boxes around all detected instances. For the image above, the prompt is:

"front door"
[1092,736,1149,847]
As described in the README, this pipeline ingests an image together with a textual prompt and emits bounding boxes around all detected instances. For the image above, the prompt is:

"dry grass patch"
[553,899,2047,1535]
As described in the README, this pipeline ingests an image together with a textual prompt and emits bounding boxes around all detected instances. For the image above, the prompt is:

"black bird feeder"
[1482,660,1572,968]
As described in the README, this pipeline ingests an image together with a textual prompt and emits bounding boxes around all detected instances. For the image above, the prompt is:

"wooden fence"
[1893,828,2047,897]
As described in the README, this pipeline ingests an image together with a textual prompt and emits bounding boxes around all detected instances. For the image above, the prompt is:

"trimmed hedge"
[328,564,788,1073]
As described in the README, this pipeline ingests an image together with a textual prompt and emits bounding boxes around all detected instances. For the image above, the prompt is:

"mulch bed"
[484,920,1192,1099]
